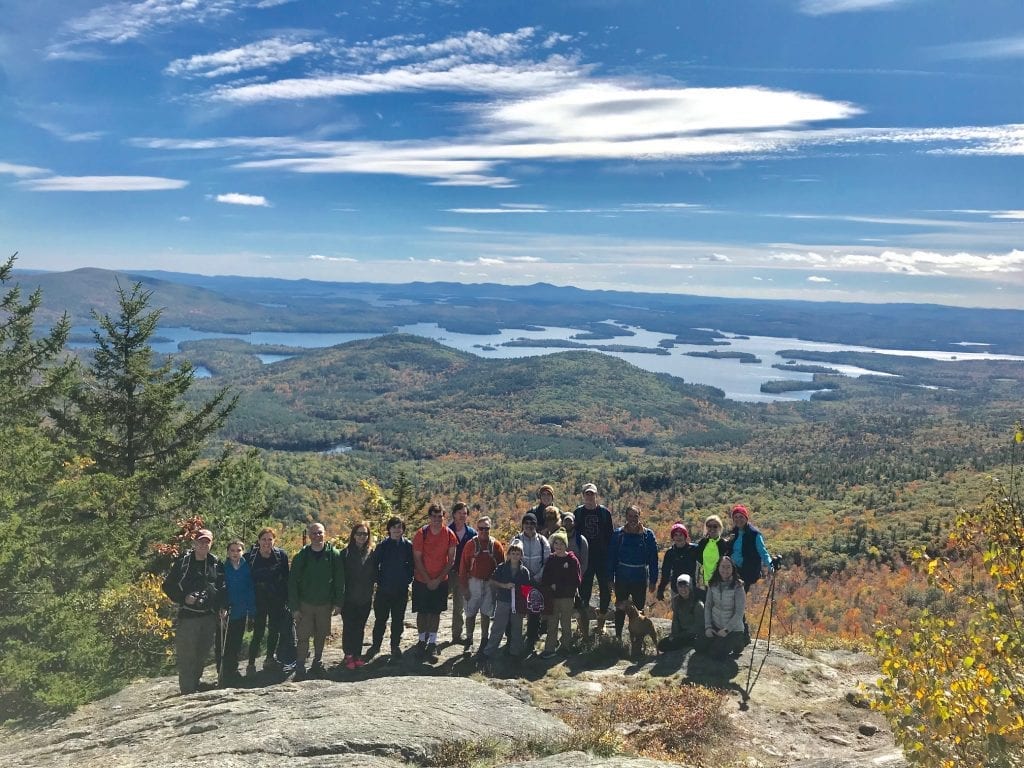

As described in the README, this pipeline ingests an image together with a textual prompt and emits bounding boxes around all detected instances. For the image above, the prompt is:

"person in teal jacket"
[288,522,345,680]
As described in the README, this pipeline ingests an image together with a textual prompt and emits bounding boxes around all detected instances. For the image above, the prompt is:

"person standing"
[526,484,556,522]
[607,505,659,642]
[560,511,591,641]
[368,516,414,660]
[340,521,377,670]
[540,531,582,658]
[412,503,458,660]
[288,522,345,681]
[727,505,773,592]
[458,516,504,654]
[245,527,289,673]
[512,512,551,655]
[220,539,256,686]
[694,515,729,602]
[574,483,614,636]
[448,502,477,644]
[482,541,532,667]
[656,523,697,602]
[161,528,226,695]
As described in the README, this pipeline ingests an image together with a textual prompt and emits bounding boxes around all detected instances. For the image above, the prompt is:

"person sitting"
[703,556,747,659]
[658,574,704,653]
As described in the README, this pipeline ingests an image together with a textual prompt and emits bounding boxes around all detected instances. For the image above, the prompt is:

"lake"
[68,323,1024,403]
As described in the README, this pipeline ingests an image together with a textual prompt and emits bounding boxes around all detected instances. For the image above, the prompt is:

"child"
[483,541,531,666]
[221,538,256,686]
[540,531,582,658]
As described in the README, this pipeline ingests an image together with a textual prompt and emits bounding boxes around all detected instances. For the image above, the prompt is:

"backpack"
[469,537,498,573]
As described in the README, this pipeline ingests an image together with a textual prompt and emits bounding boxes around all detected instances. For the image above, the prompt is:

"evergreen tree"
[52,282,238,524]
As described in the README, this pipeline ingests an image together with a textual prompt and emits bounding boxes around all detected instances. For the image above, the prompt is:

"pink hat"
[731,505,750,521]
[670,523,689,540]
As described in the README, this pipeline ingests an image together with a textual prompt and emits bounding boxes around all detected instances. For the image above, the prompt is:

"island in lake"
[685,350,762,363]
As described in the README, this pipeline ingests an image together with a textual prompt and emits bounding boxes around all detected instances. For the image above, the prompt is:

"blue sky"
[1,0,1022,307]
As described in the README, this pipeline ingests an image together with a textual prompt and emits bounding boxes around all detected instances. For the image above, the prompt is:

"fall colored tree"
[873,425,1024,768]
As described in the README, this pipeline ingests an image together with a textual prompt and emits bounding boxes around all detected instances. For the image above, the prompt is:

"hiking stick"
[743,568,777,703]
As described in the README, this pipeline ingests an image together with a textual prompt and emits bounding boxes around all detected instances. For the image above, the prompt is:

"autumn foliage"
[872,426,1024,768]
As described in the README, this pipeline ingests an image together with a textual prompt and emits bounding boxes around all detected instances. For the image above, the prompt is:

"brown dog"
[617,596,658,658]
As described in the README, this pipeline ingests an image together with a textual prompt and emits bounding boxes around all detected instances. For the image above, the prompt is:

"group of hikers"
[161,483,774,695]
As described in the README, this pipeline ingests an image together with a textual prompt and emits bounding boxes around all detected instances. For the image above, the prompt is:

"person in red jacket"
[458,516,505,654]
[540,531,582,658]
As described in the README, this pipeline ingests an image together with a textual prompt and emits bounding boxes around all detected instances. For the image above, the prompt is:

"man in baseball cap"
[573,483,613,636]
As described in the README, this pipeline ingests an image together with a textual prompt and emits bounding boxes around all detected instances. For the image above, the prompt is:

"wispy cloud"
[0,161,51,177]
[35,122,105,142]
[166,37,318,78]
[21,175,188,191]
[991,210,1024,220]
[837,249,1024,275]
[215,192,269,206]
[446,206,549,214]
[49,0,259,58]
[807,275,832,282]
[930,35,1024,60]
[308,254,356,262]
[798,0,910,16]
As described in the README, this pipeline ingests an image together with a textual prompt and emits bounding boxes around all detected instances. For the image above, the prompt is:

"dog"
[616,596,658,658]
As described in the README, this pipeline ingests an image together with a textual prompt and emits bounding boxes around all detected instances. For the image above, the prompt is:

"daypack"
[468,537,499,574]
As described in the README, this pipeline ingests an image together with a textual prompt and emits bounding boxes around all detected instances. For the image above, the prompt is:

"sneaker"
[415,640,427,659]
[281,661,296,673]
[463,636,474,651]
[263,657,282,671]
[344,655,357,671]
[246,662,258,677]
[390,646,403,661]
[451,633,464,645]
[425,642,438,660]
[293,665,307,682]
[353,658,366,668]
[309,661,326,679]
[365,643,381,660]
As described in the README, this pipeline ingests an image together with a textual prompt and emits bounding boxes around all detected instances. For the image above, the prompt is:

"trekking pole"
[742,562,779,704]
[217,612,229,685]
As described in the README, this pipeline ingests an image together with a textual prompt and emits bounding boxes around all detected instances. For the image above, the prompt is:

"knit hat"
[522,512,538,525]
[549,531,569,549]
[670,522,689,540]
[731,504,750,521]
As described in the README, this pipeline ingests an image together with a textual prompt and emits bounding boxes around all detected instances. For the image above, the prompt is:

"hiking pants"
[296,602,333,665]
[372,589,408,649]
[342,601,372,657]
[175,613,217,694]
[222,617,246,676]
[580,560,611,613]
[249,600,285,664]
[464,577,495,620]
[544,597,575,653]
[451,583,466,639]
[485,604,524,657]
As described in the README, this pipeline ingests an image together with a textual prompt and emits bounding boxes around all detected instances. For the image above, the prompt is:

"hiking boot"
[309,661,326,679]
[263,656,281,671]
[293,665,307,682]
[389,646,403,662]
[425,642,438,660]
[595,610,608,636]
[365,642,381,660]
[246,662,258,677]
[415,640,427,659]
[220,670,243,688]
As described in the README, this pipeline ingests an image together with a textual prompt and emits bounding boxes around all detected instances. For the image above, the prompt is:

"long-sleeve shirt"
[288,544,345,608]
[540,551,582,600]
[608,526,659,585]
[375,536,414,594]
[657,544,698,597]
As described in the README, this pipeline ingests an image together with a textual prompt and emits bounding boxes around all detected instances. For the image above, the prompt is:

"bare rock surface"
[3,676,566,768]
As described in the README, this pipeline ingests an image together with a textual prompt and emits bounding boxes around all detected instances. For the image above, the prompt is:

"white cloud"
[35,122,105,142]
[177,215,191,222]
[807,275,832,282]
[798,0,909,15]
[49,0,264,58]
[836,249,1024,275]
[485,83,860,142]
[446,207,548,214]
[166,37,317,78]
[308,254,356,262]
[21,175,188,191]
[704,253,732,262]
[0,161,51,177]
[931,35,1024,60]
[211,57,585,103]
[215,192,269,206]
[991,210,1024,220]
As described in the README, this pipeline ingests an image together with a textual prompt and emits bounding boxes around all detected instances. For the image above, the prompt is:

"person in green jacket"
[289,522,345,680]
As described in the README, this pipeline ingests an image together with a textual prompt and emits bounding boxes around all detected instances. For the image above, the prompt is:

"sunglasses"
[478,526,491,530]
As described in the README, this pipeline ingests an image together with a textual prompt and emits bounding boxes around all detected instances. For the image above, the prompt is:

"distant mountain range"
[14,266,1024,354]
